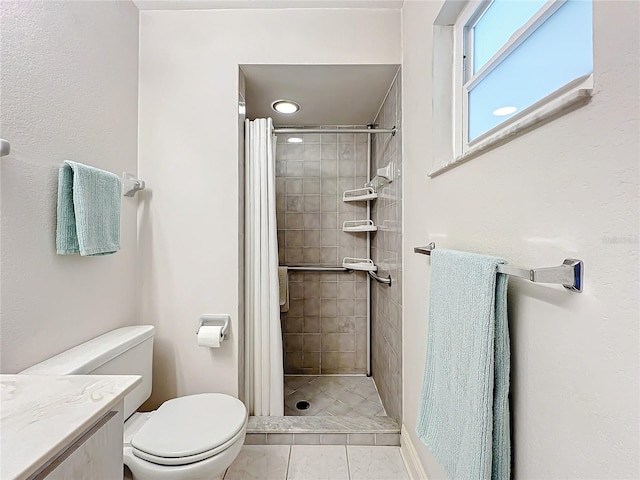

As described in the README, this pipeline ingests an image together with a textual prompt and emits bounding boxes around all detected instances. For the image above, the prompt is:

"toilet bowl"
[123,393,247,480]
[18,326,247,480]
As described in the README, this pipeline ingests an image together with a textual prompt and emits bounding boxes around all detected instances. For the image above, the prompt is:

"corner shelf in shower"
[342,257,377,272]
[342,219,378,233]
[342,187,377,202]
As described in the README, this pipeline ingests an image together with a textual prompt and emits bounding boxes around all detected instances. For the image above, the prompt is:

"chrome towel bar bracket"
[413,242,583,292]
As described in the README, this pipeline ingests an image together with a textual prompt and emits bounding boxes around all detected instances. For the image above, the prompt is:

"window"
[431,0,594,175]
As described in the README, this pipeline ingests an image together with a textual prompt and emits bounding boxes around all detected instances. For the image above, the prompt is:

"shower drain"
[295,400,310,410]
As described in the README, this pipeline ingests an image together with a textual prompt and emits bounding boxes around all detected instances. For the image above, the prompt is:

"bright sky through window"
[467,0,593,141]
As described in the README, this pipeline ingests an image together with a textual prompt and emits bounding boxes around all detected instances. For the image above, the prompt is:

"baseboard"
[400,425,429,480]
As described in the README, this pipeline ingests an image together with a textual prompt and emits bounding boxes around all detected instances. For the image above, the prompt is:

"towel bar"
[368,270,392,286]
[285,265,351,272]
[413,242,583,292]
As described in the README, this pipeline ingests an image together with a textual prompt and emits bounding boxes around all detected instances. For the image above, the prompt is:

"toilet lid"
[131,393,247,461]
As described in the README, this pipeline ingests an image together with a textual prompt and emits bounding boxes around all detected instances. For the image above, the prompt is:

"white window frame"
[431,0,594,177]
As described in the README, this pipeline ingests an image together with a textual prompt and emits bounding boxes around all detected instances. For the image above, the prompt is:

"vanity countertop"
[0,374,141,480]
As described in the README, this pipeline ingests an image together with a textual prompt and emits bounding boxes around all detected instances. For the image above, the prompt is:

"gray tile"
[320,195,337,212]
[319,434,347,445]
[322,333,355,352]
[302,352,320,369]
[320,229,338,248]
[285,213,304,229]
[244,433,267,445]
[266,433,294,445]
[304,161,321,177]
[303,177,320,194]
[303,334,321,352]
[303,298,320,316]
[303,316,320,333]
[325,399,352,416]
[347,446,408,480]
[288,445,348,480]
[284,316,303,334]
[320,247,338,264]
[337,282,355,299]
[284,352,303,372]
[293,433,320,445]
[337,299,355,316]
[303,213,321,229]
[347,434,375,446]
[320,213,338,229]
[376,433,400,446]
[303,144,321,161]
[321,352,355,371]
[321,145,338,161]
[224,445,289,480]
[304,281,320,298]
[285,334,302,352]
[287,161,304,176]
[304,229,321,247]
[320,299,337,317]
[303,134,321,144]
[286,178,303,194]
[320,178,337,195]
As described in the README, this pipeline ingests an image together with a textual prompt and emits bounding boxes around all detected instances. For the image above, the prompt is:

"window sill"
[429,84,593,178]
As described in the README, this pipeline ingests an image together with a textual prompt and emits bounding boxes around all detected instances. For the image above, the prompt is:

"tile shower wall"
[276,128,369,375]
[370,71,403,421]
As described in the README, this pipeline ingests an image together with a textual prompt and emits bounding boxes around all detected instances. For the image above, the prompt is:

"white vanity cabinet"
[1,375,140,480]
[34,409,123,480]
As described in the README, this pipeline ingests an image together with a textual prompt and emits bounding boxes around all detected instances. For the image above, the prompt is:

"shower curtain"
[244,118,284,416]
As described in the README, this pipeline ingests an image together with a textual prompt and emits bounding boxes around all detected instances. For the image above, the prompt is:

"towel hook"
[122,172,145,197]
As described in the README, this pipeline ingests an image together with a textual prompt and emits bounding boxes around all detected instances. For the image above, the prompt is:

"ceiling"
[133,0,404,10]
[242,64,399,126]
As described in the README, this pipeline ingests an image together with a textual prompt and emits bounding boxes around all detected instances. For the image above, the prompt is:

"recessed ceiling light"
[272,100,300,114]
[287,137,303,144]
[493,106,518,116]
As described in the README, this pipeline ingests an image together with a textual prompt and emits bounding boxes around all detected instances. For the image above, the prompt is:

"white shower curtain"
[244,118,284,416]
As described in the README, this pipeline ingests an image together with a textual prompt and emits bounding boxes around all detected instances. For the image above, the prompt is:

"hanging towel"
[278,266,289,313]
[416,249,510,480]
[56,161,121,256]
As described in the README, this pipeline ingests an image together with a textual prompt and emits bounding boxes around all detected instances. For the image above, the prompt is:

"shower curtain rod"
[273,127,396,135]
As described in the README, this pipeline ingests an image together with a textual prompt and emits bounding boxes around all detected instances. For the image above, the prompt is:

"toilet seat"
[131,393,247,467]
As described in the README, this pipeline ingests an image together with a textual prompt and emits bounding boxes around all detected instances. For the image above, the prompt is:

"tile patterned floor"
[223,445,409,480]
[284,376,386,417]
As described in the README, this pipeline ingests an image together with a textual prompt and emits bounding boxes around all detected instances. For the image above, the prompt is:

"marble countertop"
[1,374,141,480]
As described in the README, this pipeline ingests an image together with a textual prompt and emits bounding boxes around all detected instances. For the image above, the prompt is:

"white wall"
[402,1,639,478]
[138,8,400,407]
[0,1,140,372]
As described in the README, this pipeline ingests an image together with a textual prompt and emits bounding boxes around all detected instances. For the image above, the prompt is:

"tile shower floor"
[285,375,386,417]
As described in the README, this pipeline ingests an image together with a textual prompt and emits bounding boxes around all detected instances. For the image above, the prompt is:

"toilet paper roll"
[197,325,223,348]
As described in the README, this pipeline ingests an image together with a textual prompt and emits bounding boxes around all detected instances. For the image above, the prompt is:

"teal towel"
[416,249,510,480]
[56,161,121,256]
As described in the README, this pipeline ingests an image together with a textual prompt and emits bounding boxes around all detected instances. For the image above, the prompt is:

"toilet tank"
[19,325,155,420]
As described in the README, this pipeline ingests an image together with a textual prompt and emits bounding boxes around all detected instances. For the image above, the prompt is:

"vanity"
[1,374,140,480]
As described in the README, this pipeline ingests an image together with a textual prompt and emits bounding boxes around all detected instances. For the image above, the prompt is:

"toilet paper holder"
[196,314,230,339]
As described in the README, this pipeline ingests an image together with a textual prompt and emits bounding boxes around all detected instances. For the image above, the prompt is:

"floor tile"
[347,446,409,480]
[285,375,387,417]
[287,445,349,480]
[224,445,290,480]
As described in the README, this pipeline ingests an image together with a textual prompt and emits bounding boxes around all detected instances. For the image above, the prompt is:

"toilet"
[19,325,247,480]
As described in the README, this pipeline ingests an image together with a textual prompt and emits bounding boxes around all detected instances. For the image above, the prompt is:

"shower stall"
[243,65,403,424]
